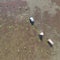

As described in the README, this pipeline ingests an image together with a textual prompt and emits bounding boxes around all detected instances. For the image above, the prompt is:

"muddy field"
[0,0,60,60]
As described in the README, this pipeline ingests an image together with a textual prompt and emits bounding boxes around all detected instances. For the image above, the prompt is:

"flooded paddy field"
[0,0,60,60]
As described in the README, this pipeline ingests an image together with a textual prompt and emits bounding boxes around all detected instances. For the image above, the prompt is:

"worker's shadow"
[30,20,34,25]
[47,41,53,47]
[38,35,43,41]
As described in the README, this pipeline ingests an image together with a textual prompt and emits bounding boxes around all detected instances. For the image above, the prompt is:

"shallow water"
[27,0,60,60]
[27,0,60,17]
